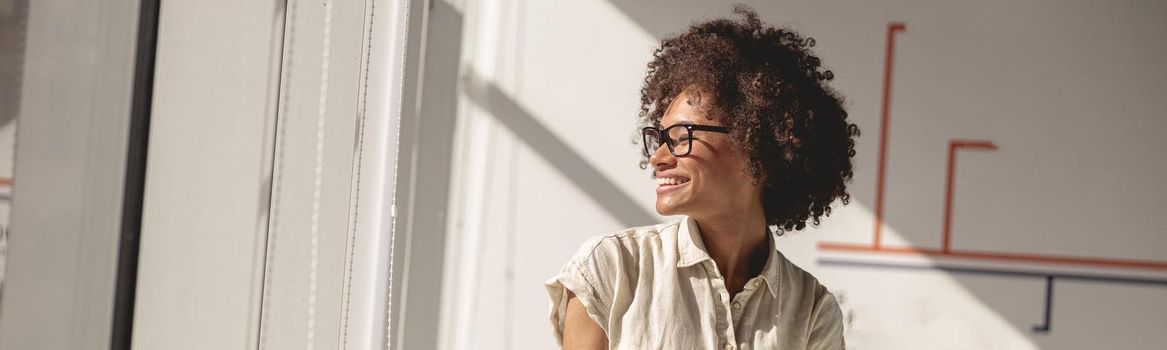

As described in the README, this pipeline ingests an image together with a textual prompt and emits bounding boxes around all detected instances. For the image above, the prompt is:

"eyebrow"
[661,115,696,128]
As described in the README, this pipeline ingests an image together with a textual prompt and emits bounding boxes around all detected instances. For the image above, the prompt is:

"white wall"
[441,1,1167,349]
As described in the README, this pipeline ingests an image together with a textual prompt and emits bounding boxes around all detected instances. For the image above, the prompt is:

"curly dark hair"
[638,5,860,234]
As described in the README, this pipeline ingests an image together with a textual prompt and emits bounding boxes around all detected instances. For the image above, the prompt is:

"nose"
[649,141,676,173]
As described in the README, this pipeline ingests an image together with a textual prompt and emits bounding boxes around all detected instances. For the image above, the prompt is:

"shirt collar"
[675,216,780,298]
[757,232,781,298]
[676,216,712,268]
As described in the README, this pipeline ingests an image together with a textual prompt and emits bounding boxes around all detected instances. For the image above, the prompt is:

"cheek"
[685,161,734,192]
[684,141,753,192]
[708,157,755,193]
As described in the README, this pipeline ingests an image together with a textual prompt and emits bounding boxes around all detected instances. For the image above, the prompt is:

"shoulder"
[777,250,829,295]
[776,251,844,336]
[776,250,842,312]
[563,220,681,269]
[548,220,680,319]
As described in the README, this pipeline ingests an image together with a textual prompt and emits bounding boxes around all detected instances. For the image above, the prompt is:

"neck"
[693,204,769,285]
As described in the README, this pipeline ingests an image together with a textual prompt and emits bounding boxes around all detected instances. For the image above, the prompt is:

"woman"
[545,6,859,350]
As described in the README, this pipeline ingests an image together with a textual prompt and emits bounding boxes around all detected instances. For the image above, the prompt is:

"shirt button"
[732,302,742,310]
[723,343,734,350]
[753,280,762,288]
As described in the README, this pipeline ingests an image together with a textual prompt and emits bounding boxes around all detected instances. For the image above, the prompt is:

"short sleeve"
[545,237,613,347]
[807,290,846,350]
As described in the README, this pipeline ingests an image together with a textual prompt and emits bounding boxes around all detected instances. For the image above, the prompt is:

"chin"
[655,204,672,216]
[655,201,674,216]
[655,199,688,218]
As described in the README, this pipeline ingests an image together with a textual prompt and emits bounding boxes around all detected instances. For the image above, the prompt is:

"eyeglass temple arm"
[686,125,730,133]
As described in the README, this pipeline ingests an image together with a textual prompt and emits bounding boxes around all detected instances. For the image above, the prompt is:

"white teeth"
[656,177,688,186]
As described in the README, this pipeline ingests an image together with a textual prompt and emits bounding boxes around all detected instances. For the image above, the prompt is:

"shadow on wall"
[462,71,656,228]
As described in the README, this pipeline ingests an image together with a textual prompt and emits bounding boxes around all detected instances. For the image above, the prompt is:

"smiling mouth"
[656,177,690,189]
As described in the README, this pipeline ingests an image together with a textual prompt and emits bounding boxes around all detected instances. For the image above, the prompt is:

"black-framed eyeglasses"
[642,124,730,157]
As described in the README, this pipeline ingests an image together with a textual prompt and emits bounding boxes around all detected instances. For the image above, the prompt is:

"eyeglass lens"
[642,126,693,157]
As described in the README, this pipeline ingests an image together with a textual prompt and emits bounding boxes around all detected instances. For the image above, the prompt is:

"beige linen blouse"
[545,217,845,349]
